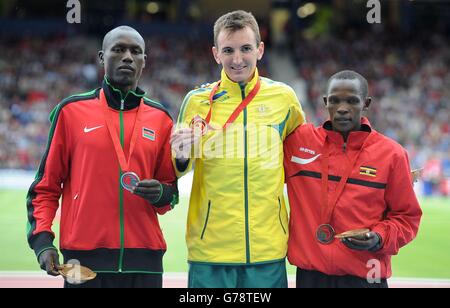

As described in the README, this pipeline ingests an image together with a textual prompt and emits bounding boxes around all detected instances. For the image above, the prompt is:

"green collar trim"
[103,75,145,101]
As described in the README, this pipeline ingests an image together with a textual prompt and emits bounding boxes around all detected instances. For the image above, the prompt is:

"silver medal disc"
[120,172,140,192]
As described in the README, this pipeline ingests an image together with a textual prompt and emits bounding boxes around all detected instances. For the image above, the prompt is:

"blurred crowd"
[0,31,448,196]
[0,35,219,170]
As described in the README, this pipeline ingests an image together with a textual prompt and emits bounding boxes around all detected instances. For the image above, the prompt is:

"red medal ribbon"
[205,78,261,129]
[100,90,144,173]
[320,136,370,225]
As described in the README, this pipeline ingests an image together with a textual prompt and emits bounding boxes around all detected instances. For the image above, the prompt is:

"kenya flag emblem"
[143,127,156,141]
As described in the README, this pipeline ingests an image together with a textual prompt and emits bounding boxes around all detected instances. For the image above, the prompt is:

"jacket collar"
[102,76,145,111]
[322,117,373,150]
[218,68,260,97]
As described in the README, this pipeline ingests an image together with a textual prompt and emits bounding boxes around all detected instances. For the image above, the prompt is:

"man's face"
[99,30,146,89]
[212,26,264,84]
[323,79,371,135]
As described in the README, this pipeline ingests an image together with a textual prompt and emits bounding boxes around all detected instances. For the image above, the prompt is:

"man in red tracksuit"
[284,70,422,288]
[26,26,178,288]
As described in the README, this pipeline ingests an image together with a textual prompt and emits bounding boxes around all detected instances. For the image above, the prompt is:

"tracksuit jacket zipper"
[240,83,251,264]
[113,89,129,273]
[118,97,126,272]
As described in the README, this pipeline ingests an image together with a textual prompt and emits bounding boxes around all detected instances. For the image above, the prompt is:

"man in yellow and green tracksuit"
[171,10,305,288]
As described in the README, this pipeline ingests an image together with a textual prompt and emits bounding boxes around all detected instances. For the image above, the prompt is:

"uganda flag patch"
[360,166,377,177]
[142,127,156,141]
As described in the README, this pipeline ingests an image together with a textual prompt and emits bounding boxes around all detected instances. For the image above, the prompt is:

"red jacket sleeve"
[151,118,178,215]
[26,105,70,257]
[371,149,422,256]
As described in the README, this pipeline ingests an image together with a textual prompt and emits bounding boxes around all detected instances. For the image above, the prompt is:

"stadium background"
[0,0,449,287]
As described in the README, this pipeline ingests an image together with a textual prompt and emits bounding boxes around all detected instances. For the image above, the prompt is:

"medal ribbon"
[205,78,261,129]
[100,90,143,172]
[320,136,369,225]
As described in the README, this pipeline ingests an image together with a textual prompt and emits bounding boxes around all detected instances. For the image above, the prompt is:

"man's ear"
[212,46,221,65]
[257,41,265,61]
[98,50,104,65]
[143,53,147,69]
[363,97,372,110]
[323,96,328,106]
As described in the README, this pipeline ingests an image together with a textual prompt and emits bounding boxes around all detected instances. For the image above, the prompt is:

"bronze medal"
[316,224,335,245]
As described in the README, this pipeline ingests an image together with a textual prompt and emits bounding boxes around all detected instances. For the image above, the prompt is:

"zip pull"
[239,83,246,99]
[120,99,124,111]
[343,142,347,153]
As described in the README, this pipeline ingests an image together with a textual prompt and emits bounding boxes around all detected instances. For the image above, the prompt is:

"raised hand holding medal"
[170,127,201,160]
[190,115,209,137]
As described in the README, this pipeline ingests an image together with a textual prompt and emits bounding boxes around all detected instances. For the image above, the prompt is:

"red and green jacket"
[26,79,178,274]
[284,118,422,279]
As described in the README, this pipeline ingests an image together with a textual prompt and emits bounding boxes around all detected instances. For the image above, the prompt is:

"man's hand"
[170,128,200,161]
[133,179,163,203]
[341,232,382,251]
[38,249,60,276]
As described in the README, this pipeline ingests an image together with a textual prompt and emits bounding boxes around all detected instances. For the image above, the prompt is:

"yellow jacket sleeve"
[284,86,306,138]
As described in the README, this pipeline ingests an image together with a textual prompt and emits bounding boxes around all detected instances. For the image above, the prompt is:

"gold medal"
[190,115,208,136]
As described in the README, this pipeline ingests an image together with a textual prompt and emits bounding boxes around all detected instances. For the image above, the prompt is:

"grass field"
[1,189,449,278]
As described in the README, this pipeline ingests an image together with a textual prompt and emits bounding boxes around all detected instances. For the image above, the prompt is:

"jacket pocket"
[278,197,287,234]
[200,200,211,240]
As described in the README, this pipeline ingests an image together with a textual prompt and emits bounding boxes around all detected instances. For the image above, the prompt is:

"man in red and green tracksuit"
[284,70,422,288]
[26,26,178,288]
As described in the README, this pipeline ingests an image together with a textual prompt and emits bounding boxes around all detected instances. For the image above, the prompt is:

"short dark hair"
[213,10,261,47]
[327,70,369,98]
[102,25,145,51]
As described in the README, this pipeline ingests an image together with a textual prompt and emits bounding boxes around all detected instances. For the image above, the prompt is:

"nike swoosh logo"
[84,125,104,133]
[291,154,322,165]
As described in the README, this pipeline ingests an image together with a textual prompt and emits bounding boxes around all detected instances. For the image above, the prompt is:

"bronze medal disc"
[316,224,336,245]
